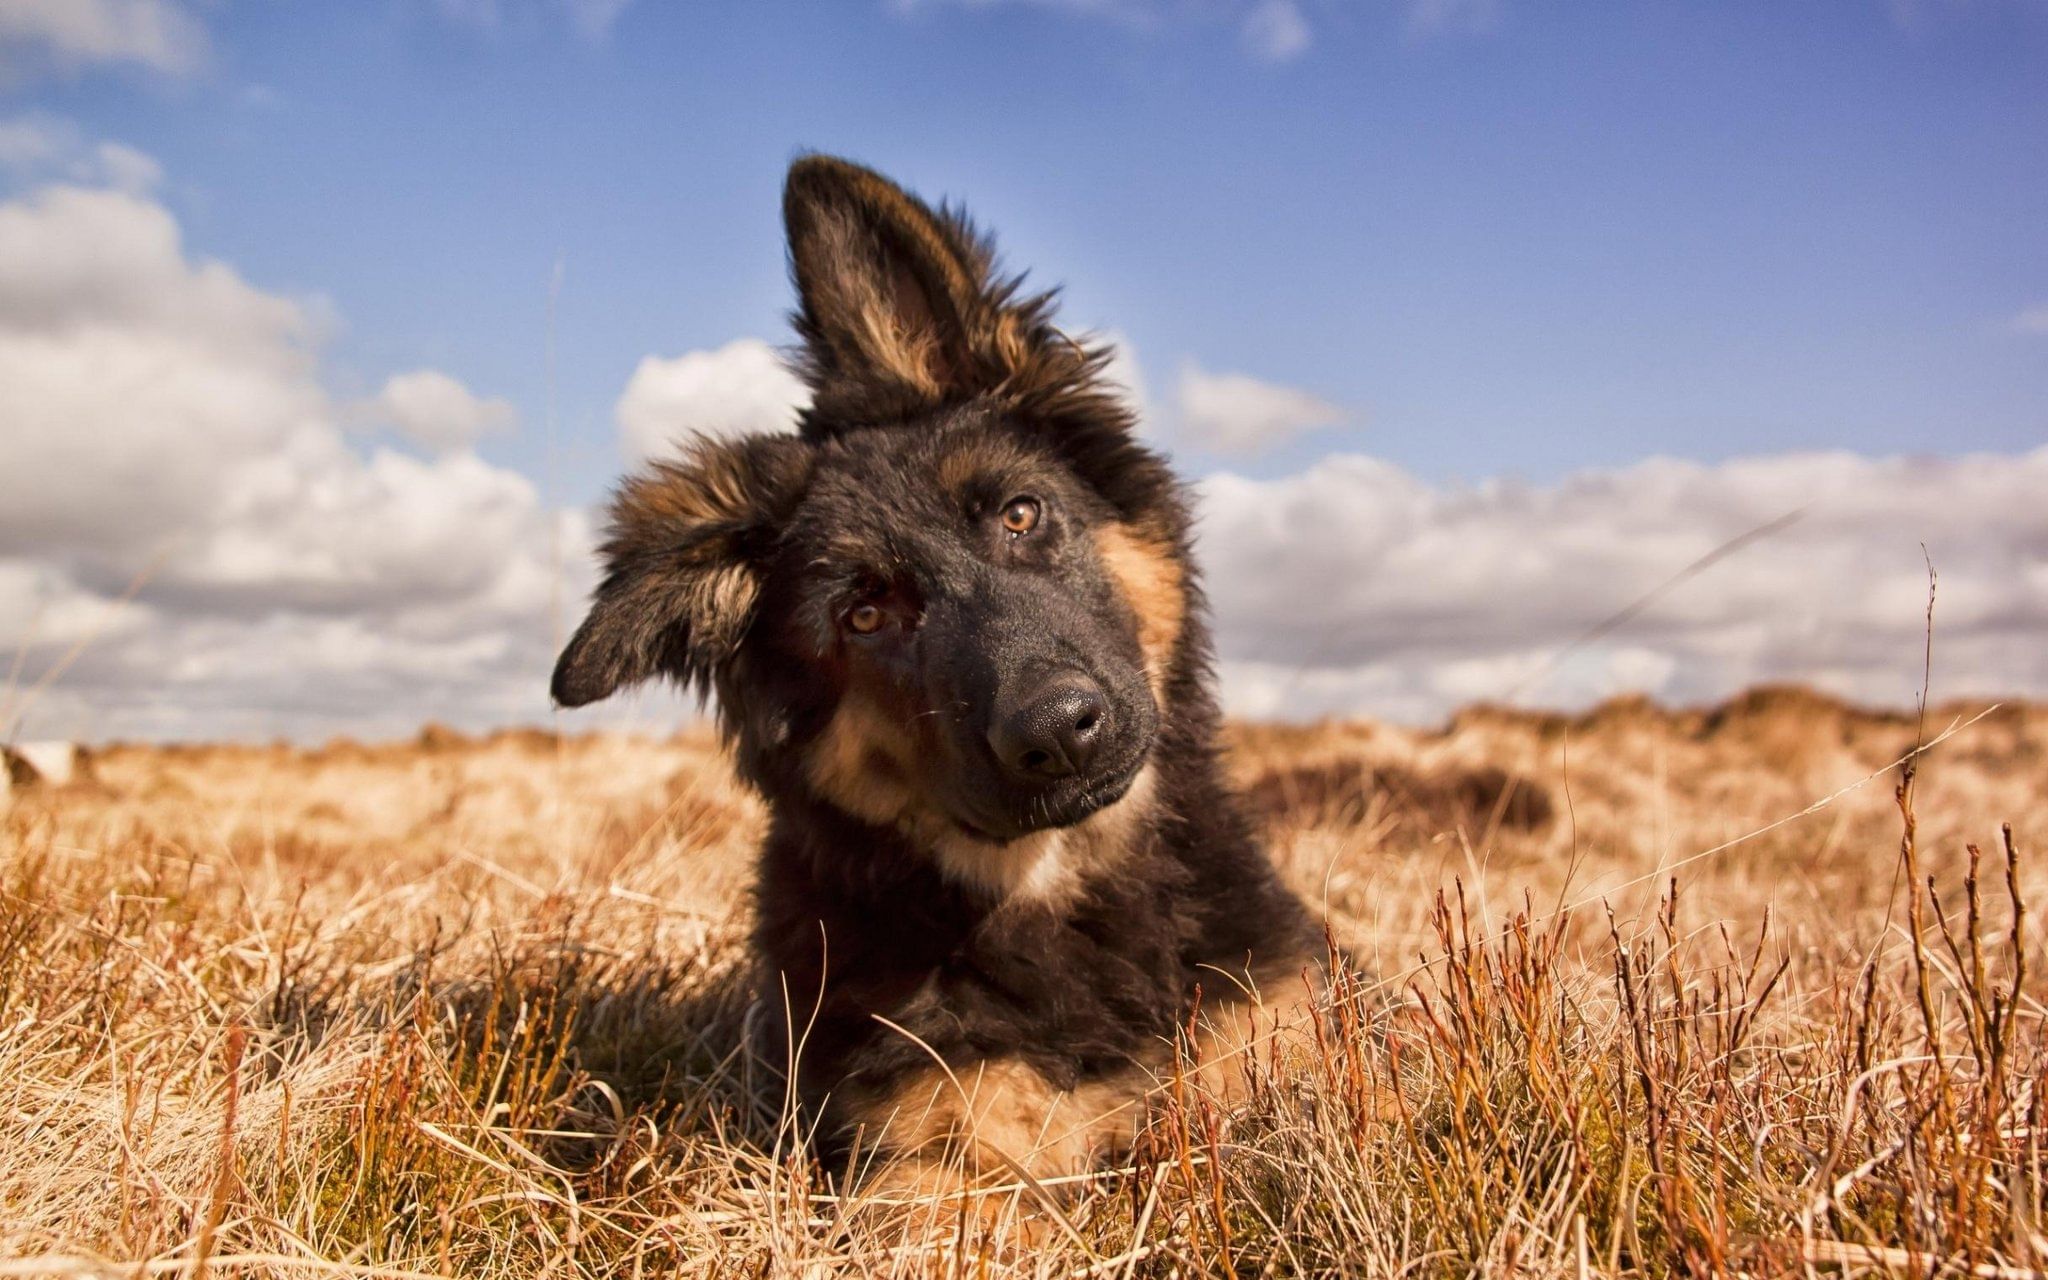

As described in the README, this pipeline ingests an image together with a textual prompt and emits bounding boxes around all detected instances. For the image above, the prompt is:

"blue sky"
[24,1,2048,495]
[2,0,2046,740]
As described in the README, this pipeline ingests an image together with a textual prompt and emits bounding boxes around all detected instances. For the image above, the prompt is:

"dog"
[553,155,1322,1198]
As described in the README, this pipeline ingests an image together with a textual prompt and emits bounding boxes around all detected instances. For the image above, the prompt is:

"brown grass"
[1,686,2043,1276]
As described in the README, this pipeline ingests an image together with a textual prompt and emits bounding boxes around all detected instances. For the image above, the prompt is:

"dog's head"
[553,156,1189,847]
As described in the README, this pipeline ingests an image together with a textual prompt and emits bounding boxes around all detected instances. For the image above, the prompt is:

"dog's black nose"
[988,675,1108,780]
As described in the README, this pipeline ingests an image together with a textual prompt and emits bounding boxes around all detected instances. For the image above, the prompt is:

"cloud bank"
[1199,449,2048,720]
[0,0,207,80]
[0,166,603,742]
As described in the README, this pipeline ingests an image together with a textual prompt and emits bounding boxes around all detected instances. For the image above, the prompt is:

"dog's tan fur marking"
[799,516,1181,902]
[552,434,817,706]
[933,432,1033,500]
[927,764,1156,904]
[787,160,1000,404]
[674,561,761,657]
[806,693,920,828]
[1096,522,1186,697]
[809,689,1160,904]
[613,445,766,531]
[857,1058,1146,1182]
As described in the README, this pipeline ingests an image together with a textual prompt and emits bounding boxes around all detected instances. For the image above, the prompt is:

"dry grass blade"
[1794,1238,2047,1279]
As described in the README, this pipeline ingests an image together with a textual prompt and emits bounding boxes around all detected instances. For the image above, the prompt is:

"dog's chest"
[955,886,1191,1026]
[756,841,1197,1077]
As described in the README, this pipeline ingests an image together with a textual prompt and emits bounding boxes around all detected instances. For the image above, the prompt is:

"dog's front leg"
[841,1056,1144,1233]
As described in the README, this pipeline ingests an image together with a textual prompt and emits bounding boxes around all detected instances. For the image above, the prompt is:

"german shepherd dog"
[553,156,1321,1196]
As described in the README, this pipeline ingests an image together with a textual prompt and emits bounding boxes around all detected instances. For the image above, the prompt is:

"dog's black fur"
[554,155,1318,1181]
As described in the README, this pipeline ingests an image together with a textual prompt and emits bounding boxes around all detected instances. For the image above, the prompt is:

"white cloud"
[0,115,61,168]
[615,337,809,462]
[0,162,615,742]
[1240,0,1310,62]
[0,186,318,556]
[89,140,161,191]
[1174,361,1348,454]
[0,0,207,80]
[1105,341,1346,454]
[357,369,517,454]
[0,560,148,654]
[1197,447,2048,721]
[2014,303,2048,335]
[0,115,162,191]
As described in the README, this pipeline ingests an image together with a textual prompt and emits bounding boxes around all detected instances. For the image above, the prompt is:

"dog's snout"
[988,674,1108,781]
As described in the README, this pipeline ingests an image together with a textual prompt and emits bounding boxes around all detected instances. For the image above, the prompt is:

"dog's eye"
[845,603,886,635]
[1000,497,1041,536]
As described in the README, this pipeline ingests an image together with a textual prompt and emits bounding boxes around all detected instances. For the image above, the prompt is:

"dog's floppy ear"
[552,433,810,708]
[784,154,1050,426]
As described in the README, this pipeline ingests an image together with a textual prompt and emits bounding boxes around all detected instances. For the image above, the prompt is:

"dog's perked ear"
[783,155,1174,522]
[783,154,1070,428]
[551,434,811,708]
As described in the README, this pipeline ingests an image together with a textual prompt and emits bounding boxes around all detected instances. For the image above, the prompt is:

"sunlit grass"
[0,690,2041,1276]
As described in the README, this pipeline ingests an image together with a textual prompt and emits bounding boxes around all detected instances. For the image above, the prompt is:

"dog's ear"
[552,434,810,708]
[784,155,1053,425]
[782,156,1168,519]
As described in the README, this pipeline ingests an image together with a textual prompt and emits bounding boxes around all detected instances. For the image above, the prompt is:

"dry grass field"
[1,685,2043,1277]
